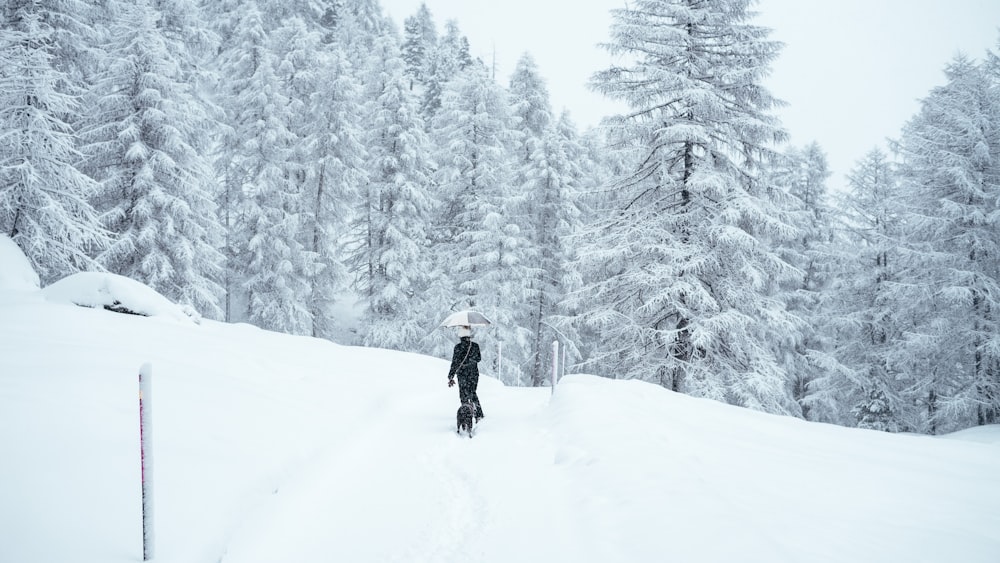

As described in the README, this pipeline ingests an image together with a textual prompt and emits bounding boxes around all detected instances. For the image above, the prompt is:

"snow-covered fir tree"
[152,0,221,139]
[420,19,473,122]
[215,4,312,333]
[506,54,587,385]
[507,53,551,385]
[894,55,1000,431]
[322,0,390,65]
[581,0,800,413]
[508,53,552,146]
[342,0,388,36]
[522,112,587,386]
[401,2,437,91]
[349,33,437,353]
[12,0,102,86]
[153,0,217,67]
[80,0,225,318]
[0,5,106,283]
[208,0,257,321]
[255,0,331,26]
[268,17,359,341]
[299,38,366,341]
[834,148,910,431]
[768,142,846,420]
[199,0,249,48]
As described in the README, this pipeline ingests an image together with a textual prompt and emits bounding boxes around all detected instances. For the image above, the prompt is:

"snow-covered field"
[1,245,999,562]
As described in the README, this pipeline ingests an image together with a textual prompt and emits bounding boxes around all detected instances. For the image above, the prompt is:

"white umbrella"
[440,310,493,328]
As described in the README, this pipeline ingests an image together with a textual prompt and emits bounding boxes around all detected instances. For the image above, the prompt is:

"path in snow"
[220,380,590,563]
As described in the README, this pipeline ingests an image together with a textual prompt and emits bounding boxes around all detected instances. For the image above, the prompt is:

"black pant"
[458,375,484,418]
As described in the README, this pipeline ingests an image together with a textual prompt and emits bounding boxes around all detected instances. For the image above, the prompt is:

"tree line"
[1,0,997,433]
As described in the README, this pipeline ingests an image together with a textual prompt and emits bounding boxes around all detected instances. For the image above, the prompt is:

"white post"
[497,341,503,385]
[540,320,572,386]
[551,340,559,394]
[562,342,567,381]
[139,363,154,561]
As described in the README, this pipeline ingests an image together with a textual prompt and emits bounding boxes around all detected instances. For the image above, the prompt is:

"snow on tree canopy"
[0,235,41,291]
[41,272,198,323]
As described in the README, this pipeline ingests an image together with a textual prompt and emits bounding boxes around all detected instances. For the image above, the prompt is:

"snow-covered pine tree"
[506,54,588,386]
[315,0,342,41]
[298,35,367,341]
[430,63,531,381]
[768,142,846,420]
[11,0,101,86]
[834,149,911,431]
[582,0,799,413]
[151,0,221,145]
[270,17,331,338]
[80,0,225,319]
[209,0,259,322]
[349,33,437,353]
[153,0,216,67]
[420,19,473,122]
[255,0,332,26]
[557,124,615,309]
[521,112,587,387]
[401,3,437,91]
[895,55,1000,431]
[214,4,312,333]
[508,53,552,147]
[0,6,106,283]
[321,0,390,65]
[854,386,898,432]
[507,53,551,386]
[201,0,252,46]
[341,0,388,36]
[572,126,624,239]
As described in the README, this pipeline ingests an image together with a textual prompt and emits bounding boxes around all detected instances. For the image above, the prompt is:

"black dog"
[456,402,476,437]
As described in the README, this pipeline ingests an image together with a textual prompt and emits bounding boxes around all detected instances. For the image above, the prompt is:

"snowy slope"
[1,284,999,563]
[0,235,40,291]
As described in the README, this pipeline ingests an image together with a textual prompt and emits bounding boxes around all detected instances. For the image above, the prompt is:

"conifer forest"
[2,0,999,434]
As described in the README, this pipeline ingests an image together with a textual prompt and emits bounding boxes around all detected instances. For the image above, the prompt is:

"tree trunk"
[530,289,546,387]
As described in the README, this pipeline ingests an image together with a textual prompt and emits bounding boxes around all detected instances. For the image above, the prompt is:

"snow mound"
[41,272,198,323]
[0,235,40,291]
[940,424,1000,446]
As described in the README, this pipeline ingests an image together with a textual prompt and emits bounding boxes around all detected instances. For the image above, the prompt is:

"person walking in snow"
[448,326,484,420]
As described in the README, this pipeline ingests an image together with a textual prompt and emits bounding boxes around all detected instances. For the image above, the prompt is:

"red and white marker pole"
[139,363,154,560]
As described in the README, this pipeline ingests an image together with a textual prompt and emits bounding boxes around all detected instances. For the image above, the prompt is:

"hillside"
[1,281,999,562]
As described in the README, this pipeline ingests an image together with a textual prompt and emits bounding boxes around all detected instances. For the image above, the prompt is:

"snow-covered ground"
[1,244,999,562]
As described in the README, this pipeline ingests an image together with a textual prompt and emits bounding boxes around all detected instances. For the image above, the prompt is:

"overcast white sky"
[379,0,1000,190]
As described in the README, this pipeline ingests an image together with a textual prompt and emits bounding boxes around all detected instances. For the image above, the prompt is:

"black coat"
[448,337,481,381]
[449,337,483,418]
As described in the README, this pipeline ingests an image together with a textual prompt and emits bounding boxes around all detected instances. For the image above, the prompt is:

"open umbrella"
[440,310,493,328]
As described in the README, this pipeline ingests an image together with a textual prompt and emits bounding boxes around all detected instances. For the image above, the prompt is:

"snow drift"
[0,235,40,291]
[42,271,199,322]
